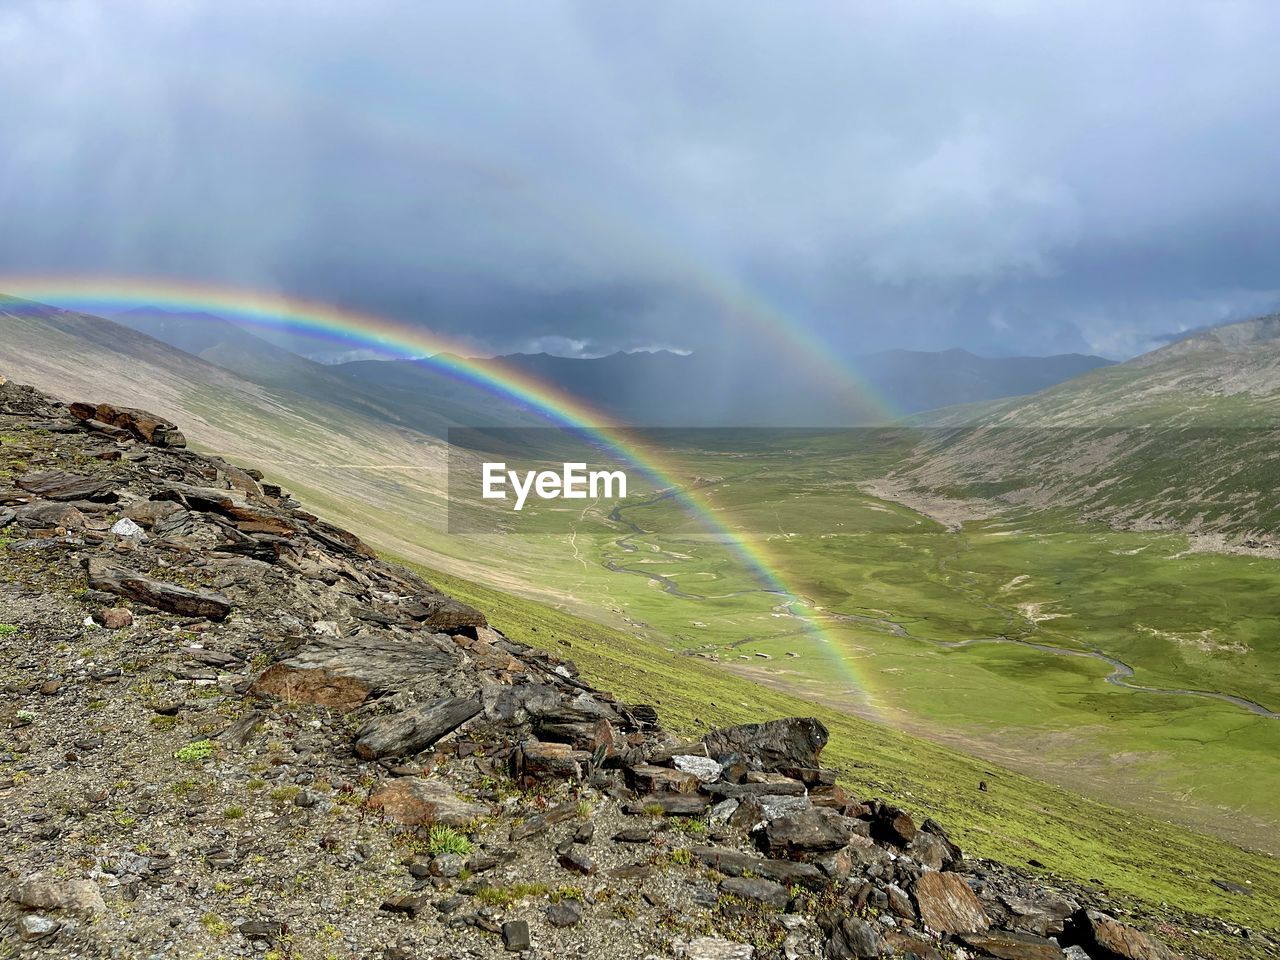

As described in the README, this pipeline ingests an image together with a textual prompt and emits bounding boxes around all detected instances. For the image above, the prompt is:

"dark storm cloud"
[2,1,1279,359]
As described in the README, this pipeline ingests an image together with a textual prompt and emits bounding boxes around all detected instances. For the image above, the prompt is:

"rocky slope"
[0,378,1252,959]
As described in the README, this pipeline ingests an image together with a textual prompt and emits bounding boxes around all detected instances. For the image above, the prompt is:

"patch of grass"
[475,883,548,908]
[171,777,203,798]
[198,912,230,936]
[223,805,246,820]
[270,785,301,804]
[175,739,215,764]
[0,624,18,638]
[427,824,474,856]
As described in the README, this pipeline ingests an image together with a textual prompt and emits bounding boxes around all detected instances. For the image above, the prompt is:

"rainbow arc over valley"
[0,275,889,715]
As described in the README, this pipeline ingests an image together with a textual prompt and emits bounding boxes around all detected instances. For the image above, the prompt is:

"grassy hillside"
[885,315,1280,538]
[416,561,1280,954]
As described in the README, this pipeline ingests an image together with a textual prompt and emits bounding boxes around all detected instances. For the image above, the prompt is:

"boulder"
[908,819,962,869]
[251,664,373,711]
[702,717,828,773]
[517,739,593,781]
[157,482,297,536]
[676,938,755,960]
[15,502,85,530]
[400,592,486,630]
[251,633,462,709]
[367,777,487,826]
[870,804,918,846]
[705,779,807,799]
[912,872,990,934]
[622,792,711,817]
[822,915,886,959]
[673,754,722,783]
[1001,894,1078,938]
[761,808,855,858]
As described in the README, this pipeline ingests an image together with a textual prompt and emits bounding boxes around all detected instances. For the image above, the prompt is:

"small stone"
[430,853,465,878]
[502,919,531,951]
[17,914,61,942]
[678,937,755,960]
[435,895,466,914]
[380,893,432,917]
[95,607,134,629]
[110,517,147,539]
[546,900,583,927]
[558,847,597,875]
[673,754,723,783]
[238,919,286,940]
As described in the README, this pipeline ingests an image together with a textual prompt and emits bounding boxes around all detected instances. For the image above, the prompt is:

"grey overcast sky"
[2,1,1280,359]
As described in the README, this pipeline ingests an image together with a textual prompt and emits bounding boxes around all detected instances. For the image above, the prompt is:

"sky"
[2,1,1280,361]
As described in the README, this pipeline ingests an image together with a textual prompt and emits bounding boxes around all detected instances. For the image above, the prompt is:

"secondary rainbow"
[0,275,884,713]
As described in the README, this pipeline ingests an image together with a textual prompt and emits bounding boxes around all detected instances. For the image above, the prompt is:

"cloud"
[2,0,1280,359]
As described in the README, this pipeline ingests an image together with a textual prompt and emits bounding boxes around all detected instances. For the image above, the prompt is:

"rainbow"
[204,81,901,422]
[0,275,885,713]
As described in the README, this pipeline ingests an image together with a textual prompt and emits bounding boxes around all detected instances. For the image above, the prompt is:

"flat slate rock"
[956,930,1068,960]
[17,470,117,501]
[912,872,990,935]
[354,696,481,759]
[719,875,789,910]
[691,846,825,890]
[85,557,231,620]
[366,777,488,827]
